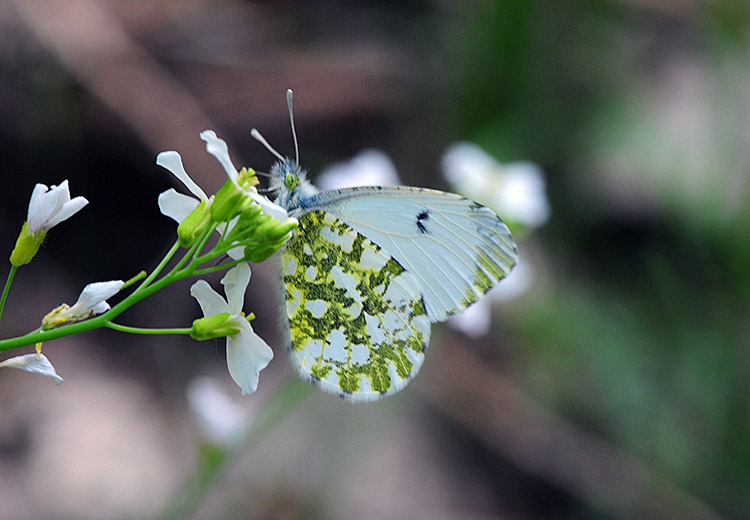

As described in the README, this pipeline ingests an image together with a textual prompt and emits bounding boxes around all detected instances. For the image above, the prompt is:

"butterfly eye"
[284,173,300,191]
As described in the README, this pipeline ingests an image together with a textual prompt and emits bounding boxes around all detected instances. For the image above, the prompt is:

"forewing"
[281,211,431,402]
[302,187,517,320]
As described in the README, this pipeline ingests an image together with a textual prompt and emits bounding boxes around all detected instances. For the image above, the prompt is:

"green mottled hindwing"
[282,211,430,401]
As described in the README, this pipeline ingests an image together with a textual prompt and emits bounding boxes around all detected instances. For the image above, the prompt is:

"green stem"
[0,264,18,328]
[153,377,312,520]
[191,257,248,277]
[138,241,181,290]
[171,223,219,277]
[121,271,147,291]
[0,248,195,353]
[0,224,245,353]
[105,322,192,335]
[0,314,109,352]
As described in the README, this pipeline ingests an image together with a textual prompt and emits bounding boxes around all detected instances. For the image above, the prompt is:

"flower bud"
[227,204,263,238]
[245,244,278,263]
[10,222,46,267]
[211,168,259,222]
[237,216,297,262]
[177,198,213,247]
[190,313,241,340]
[257,218,298,242]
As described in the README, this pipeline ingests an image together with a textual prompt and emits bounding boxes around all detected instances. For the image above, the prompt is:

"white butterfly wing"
[300,186,518,321]
[280,210,431,401]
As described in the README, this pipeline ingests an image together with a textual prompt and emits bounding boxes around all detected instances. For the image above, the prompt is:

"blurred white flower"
[442,142,548,336]
[190,263,273,395]
[200,130,288,222]
[43,280,124,328]
[26,180,88,234]
[187,376,247,444]
[317,149,401,190]
[0,353,63,384]
[442,142,550,228]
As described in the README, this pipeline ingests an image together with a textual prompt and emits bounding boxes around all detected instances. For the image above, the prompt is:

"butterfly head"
[253,90,319,214]
[267,157,318,212]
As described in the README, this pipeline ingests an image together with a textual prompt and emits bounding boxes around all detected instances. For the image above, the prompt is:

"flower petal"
[43,180,71,221]
[220,263,251,315]
[498,162,550,228]
[0,353,64,384]
[441,142,498,189]
[226,322,274,395]
[44,195,89,229]
[448,298,491,338]
[28,184,56,232]
[486,257,533,303]
[249,190,289,222]
[317,149,401,190]
[26,181,88,233]
[158,189,200,223]
[72,280,125,314]
[156,151,208,200]
[199,130,288,222]
[27,183,52,231]
[190,280,230,317]
[200,130,238,181]
[91,301,111,315]
[442,142,550,229]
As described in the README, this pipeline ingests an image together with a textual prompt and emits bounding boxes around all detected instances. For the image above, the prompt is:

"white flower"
[199,130,288,222]
[43,280,124,328]
[190,263,273,395]
[26,180,88,234]
[442,142,550,228]
[317,149,401,190]
[156,151,209,224]
[69,280,125,316]
[0,353,64,384]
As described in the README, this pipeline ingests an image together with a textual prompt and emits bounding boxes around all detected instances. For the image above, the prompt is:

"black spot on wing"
[416,209,430,234]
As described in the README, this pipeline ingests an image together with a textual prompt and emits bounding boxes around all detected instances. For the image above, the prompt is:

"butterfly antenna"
[287,89,300,168]
[251,128,285,163]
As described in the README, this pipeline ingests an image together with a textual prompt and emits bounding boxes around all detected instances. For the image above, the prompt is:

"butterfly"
[256,90,518,402]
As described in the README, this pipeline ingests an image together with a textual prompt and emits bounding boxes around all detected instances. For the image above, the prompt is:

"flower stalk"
[0,265,18,326]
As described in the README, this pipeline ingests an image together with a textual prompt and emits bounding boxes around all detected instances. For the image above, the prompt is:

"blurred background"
[1,0,749,518]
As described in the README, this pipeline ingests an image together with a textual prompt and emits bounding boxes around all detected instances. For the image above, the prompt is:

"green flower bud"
[211,168,258,222]
[190,312,241,340]
[229,205,265,239]
[237,217,297,262]
[245,234,293,263]
[246,244,280,263]
[10,222,46,267]
[177,198,213,247]
[262,218,298,242]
